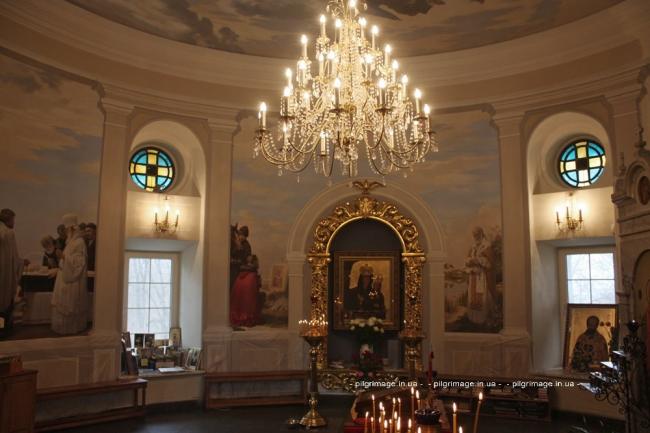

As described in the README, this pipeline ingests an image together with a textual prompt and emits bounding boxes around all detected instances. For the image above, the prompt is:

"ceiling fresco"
[68,0,623,58]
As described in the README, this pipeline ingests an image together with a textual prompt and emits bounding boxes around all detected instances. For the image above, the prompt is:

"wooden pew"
[35,378,146,432]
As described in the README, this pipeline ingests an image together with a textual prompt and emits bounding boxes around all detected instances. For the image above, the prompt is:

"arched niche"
[306,182,428,370]
[125,116,208,347]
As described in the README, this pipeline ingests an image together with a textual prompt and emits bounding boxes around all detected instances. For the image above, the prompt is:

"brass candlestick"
[299,318,328,428]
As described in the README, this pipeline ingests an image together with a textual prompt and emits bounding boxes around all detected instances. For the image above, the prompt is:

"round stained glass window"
[558,139,606,188]
[129,147,175,192]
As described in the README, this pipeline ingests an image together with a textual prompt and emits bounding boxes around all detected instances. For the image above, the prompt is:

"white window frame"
[557,246,617,326]
[123,251,180,339]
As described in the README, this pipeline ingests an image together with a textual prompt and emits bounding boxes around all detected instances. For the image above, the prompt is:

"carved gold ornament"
[306,183,426,373]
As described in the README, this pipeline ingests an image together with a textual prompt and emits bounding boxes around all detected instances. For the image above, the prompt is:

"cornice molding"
[1,0,649,95]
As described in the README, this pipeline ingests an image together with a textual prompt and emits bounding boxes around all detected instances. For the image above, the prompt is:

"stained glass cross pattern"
[558,140,606,188]
[129,147,175,192]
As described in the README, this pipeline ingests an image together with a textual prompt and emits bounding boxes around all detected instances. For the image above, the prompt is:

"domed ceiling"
[68,0,623,58]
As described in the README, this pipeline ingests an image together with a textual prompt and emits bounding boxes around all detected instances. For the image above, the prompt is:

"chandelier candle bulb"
[359,17,367,39]
[371,25,378,49]
[320,14,327,37]
[401,75,408,99]
[285,68,292,88]
[335,18,342,42]
[301,34,308,58]
[414,88,422,115]
[377,78,387,107]
[334,77,341,108]
[391,60,399,82]
[384,44,392,66]
[259,102,267,128]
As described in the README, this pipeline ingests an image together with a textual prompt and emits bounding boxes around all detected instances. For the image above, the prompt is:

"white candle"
[423,104,431,128]
[384,44,392,66]
[334,77,341,108]
[320,14,327,38]
[401,74,408,99]
[320,131,327,155]
[452,402,457,433]
[300,34,308,58]
[391,59,399,82]
[259,102,267,128]
[359,17,367,40]
[377,78,387,107]
[371,25,378,49]
[285,68,293,88]
[414,88,422,115]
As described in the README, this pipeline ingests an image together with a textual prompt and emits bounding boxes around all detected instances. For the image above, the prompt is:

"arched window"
[129,147,175,192]
[558,139,606,188]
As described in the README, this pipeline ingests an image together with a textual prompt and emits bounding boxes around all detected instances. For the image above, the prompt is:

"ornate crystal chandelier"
[254,0,438,178]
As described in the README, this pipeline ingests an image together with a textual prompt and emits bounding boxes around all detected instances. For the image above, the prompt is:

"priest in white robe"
[51,214,89,335]
[0,209,24,330]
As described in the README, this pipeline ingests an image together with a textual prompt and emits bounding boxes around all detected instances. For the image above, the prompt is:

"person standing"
[51,214,88,335]
[84,223,96,272]
[465,227,495,324]
[0,209,25,332]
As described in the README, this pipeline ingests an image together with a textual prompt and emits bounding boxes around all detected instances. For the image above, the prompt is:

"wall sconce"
[153,195,179,235]
[555,192,584,234]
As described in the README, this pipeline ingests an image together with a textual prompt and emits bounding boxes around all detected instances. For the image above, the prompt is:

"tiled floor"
[66,396,624,433]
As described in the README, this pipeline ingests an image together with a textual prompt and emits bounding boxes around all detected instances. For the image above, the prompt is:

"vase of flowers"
[349,317,384,357]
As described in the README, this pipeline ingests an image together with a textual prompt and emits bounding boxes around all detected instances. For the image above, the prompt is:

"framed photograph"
[269,264,288,292]
[169,327,182,348]
[564,304,618,373]
[121,332,131,348]
[184,347,202,370]
[134,333,144,349]
[332,251,400,331]
[144,333,155,348]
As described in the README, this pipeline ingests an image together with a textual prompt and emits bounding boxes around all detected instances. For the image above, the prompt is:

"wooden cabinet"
[0,370,37,433]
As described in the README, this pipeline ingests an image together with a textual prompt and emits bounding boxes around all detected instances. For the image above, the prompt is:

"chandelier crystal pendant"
[254,0,438,178]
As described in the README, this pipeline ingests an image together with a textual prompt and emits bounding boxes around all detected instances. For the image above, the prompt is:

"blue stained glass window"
[129,147,175,192]
[558,139,606,188]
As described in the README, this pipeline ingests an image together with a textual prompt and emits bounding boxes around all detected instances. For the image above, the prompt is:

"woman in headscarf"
[51,214,88,335]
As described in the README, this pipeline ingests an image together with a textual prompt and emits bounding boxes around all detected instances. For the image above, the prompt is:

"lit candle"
[259,102,267,128]
[410,387,415,421]
[371,25,379,49]
[391,59,399,83]
[398,398,401,418]
[452,402,457,433]
[459,427,463,433]
[388,419,393,433]
[417,427,421,433]
[407,418,412,433]
[401,74,408,99]
[384,44,392,65]
[377,78,387,107]
[371,418,375,433]
[414,88,422,115]
[300,34,308,58]
[349,0,357,12]
[334,77,341,108]
[281,86,291,116]
[364,53,374,77]
[297,60,307,86]
[320,14,327,38]
[359,17,367,40]
[423,104,431,130]
[384,420,388,433]
[320,131,327,155]
[472,392,483,433]
[335,18,342,42]
[365,411,369,433]
[285,68,293,88]
[396,416,401,433]
[415,390,420,410]
[372,394,377,429]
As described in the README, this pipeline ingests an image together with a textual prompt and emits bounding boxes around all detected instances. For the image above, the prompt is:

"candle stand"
[299,318,328,428]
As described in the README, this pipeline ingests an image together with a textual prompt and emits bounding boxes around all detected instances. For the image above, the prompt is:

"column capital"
[490,111,524,139]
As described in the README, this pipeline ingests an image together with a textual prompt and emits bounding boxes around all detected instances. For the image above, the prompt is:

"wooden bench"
[35,378,147,432]
[204,370,307,409]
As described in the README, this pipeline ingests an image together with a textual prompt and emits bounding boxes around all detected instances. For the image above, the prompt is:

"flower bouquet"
[349,316,385,348]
